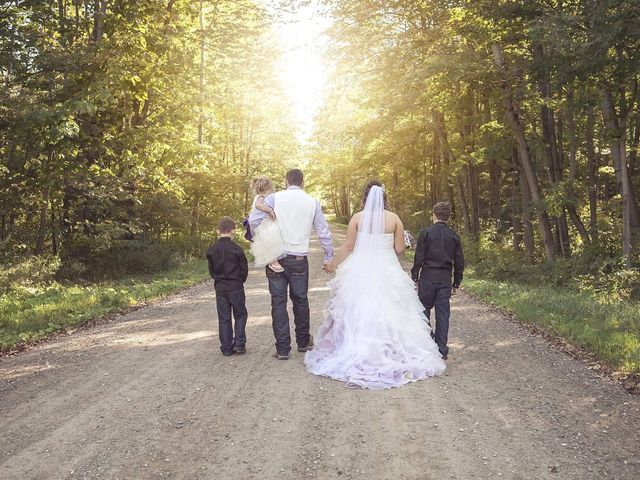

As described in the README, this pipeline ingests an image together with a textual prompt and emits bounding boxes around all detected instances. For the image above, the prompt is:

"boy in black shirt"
[206,217,249,356]
[411,202,464,360]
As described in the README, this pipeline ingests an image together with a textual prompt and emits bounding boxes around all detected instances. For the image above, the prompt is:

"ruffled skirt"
[250,219,285,267]
[305,248,446,389]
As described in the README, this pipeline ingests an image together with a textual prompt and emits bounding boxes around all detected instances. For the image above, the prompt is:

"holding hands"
[323,260,336,274]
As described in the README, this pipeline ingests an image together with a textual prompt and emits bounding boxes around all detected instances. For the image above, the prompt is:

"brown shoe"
[298,334,314,353]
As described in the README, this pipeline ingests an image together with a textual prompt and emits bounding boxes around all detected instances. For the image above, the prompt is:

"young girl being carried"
[249,177,285,272]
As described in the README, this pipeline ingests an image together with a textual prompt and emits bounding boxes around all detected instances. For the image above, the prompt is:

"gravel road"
[1,229,639,479]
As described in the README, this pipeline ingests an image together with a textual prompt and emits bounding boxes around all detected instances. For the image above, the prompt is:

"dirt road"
[1,230,639,480]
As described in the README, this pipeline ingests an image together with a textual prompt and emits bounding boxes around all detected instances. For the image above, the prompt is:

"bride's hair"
[362,180,388,209]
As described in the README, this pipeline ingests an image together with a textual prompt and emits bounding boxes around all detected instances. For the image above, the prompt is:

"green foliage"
[464,231,640,302]
[0,0,298,282]
[0,256,62,293]
[315,0,640,306]
[574,254,640,301]
[57,236,211,281]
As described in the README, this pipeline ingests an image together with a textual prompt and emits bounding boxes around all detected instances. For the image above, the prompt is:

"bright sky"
[269,1,331,142]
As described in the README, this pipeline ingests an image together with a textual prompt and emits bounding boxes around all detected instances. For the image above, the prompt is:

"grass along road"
[462,271,640,377]
[0,259,209,352]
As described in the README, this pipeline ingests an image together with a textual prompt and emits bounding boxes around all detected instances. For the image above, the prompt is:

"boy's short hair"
[218,216,236,234]
[433,202,452,221]
[286,169,304,186]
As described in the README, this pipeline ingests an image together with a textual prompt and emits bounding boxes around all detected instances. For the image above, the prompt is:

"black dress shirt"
[206,237,248,290]
[411,222,464,287]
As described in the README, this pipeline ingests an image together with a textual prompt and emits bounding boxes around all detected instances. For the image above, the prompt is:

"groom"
[261,169,334,360]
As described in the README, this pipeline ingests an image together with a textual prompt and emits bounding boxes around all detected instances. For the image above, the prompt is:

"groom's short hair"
[217,216,236,234]
[286,169,304,186]
[433,202,452,221]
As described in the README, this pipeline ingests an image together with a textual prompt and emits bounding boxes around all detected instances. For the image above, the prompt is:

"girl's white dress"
[250,196,285,267]
[304,186,446,389]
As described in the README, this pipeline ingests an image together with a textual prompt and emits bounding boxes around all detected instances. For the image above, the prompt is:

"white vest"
[274,188,317,254]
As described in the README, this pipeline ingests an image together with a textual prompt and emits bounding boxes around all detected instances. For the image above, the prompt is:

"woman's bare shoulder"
[347,211,362,228]
[384,210,401,221]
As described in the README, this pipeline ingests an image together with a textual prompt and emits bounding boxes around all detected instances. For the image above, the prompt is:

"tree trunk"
[557,214,571,257]
[62,175,73,251]
[339,185,350,218]
[92,0,106,44]
[567,206,591,246]
[75,0,80,35]
[198,0,205,145]
[489,158,501,219]
[534,44,562,185]
[516,153,536,258]
[601,88,633,267]
[58,0,66,38]
[446,178,455,215]
[422,145,430,211]
[566,85,578,181]
[629,111,639,175]
[493,44,555,262]
[586,104,599,241]
[512,167,523,252]
[34,186,51,256]
[534,44,571,257]
[190,196,200,239]
[467,162,481,235]
[456,175,472,235]
[432,110,466,230]
[456,104,481,235]
[564,85,589,247]
[431,131,440,206]
[51,202,58,255]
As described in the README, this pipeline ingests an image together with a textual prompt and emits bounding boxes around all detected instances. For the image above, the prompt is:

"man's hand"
[323,261,335,273]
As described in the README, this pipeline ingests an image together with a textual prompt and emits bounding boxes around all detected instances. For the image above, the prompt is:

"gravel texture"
[1,229,639,479]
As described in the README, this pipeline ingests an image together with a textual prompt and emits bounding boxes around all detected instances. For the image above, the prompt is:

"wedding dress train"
[305,187,446,389]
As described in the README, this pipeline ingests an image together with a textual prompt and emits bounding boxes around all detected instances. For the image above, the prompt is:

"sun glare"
[271,1,330,142]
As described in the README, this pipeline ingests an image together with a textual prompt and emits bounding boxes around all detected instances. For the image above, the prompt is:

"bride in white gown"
[304,182,446,389]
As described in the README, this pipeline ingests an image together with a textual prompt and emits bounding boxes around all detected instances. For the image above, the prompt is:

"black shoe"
[222,351,235,357]
[234,346,246,354]
[297,334,315,353]
[272,351,290,360]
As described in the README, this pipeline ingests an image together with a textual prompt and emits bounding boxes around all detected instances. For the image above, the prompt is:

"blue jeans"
[215,286,247,355]
[418,280,452,356]
[266,255,311,355]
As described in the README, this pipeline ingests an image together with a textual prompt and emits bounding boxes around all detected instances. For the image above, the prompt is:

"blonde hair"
[251,177,274,196]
